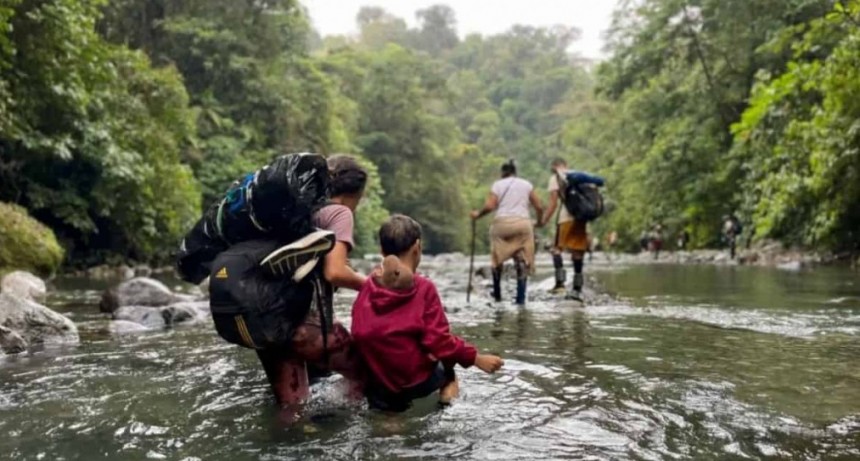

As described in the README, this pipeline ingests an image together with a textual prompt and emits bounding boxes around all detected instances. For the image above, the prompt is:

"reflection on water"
[1,262,859,459]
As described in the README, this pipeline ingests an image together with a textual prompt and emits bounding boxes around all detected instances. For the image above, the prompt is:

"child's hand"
[475,354,504,374]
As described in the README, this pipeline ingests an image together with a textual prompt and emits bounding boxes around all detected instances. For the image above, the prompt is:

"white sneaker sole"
[260,230,336,281]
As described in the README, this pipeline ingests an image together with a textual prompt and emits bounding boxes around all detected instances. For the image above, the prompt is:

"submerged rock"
[113,301,210,329]
[0,292,78,353]
[99,277,194,313]
[0,325,28,354]
[1,270,47,303]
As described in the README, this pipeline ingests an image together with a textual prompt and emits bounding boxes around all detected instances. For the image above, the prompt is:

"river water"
[1,256,859,460]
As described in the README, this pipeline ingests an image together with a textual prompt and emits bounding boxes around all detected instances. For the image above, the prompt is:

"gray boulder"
[100,277,194,313]
[113,301,210,329]
[1,271,47,303]
[0,293,78,354]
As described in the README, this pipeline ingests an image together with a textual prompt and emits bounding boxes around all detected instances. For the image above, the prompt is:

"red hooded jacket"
[351,274,477,393]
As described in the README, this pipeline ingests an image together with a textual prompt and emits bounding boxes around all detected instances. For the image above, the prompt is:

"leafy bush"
[0,202,64,275]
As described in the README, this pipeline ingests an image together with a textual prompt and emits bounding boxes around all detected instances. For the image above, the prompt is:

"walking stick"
[467,219,476,303]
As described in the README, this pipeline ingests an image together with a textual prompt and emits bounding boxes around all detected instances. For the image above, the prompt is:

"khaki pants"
[490,216,535,272]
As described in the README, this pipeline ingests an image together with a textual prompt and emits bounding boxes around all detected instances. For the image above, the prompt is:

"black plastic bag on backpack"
[564,183,605,222]
[215,153,330,244]
[176,153,330,284]
[176,203,228,284]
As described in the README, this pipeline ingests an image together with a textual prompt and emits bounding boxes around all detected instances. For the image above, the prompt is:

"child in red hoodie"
[351,214,504,412]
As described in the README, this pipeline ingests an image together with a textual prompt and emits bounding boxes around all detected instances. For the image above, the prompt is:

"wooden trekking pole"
[467,219,476,303]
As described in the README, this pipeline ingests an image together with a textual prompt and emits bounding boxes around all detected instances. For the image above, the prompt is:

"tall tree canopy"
[2,0,858,267]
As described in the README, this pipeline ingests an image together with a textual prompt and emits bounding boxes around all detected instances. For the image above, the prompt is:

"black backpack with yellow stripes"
[208,231,335,350]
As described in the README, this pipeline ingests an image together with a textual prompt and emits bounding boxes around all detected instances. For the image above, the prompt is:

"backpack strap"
[312,275,333,364]
[495,177,516,207]
[245,171,270,233]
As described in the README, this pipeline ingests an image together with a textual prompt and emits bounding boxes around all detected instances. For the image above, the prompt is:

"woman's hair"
[379,214,422,256]
[328,154,368,197]
[550,157,568,169]
[501,159,517,177]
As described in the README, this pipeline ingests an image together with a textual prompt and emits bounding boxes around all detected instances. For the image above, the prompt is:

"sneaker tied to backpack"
[260,230,336,282]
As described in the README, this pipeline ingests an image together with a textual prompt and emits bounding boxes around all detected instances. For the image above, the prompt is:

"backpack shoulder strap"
[496,177,516,206]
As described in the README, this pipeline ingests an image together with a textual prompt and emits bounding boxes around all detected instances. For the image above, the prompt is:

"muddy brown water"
[1,256,859,460]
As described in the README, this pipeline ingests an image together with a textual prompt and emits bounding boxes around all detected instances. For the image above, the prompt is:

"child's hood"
[366,274,423,313]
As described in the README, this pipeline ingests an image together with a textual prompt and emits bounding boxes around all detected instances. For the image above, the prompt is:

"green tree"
[568,0,834,248]
[321,45,467,252]
[732,1,860,250]
[0,0,200,264]
[413,5,459,56]
[100,0,349,204]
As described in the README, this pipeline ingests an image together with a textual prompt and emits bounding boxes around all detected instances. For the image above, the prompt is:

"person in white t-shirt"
[470,160,544,304]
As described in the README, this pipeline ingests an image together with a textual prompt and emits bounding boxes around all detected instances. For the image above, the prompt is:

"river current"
[1,255,858,460]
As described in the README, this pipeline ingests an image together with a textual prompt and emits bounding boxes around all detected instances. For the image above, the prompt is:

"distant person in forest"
[352,215,504,411]
[606,231,618,250]
[541,158,603,300]
[649,224,664,260]
[471,159,544,304]
[585,239,593,262]
[677,228,690,251]
[722,215,743,259]
[639,230,650,252]
[605,230,618,261]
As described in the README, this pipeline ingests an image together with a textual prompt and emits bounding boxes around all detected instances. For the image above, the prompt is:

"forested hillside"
[1,0,857,268]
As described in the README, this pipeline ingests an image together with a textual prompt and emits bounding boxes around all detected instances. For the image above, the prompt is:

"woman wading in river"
[255,155,369,415]
[470,160,544,304]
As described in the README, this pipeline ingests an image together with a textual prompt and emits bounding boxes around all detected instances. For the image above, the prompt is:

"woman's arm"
[470,192,499,220]
[529,190,545,227]
[322,242,366,291]
[542,190,559,226]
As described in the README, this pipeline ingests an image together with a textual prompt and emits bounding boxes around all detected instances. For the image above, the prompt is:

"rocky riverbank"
[613,240,849,270]
[0,270,211,355]
[375,240,851,273]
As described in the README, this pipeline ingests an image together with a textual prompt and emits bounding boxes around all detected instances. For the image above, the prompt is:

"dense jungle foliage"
[0,0,857,267]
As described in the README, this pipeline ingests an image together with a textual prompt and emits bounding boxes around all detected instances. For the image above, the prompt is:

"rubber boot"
[515,278,527,305]
[551,254,566,294]
[491,267,502,302]
[515,257,527,305]
[566,272,584,301]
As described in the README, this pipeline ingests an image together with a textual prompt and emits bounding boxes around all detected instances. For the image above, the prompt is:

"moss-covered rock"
[0,203,64,276]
